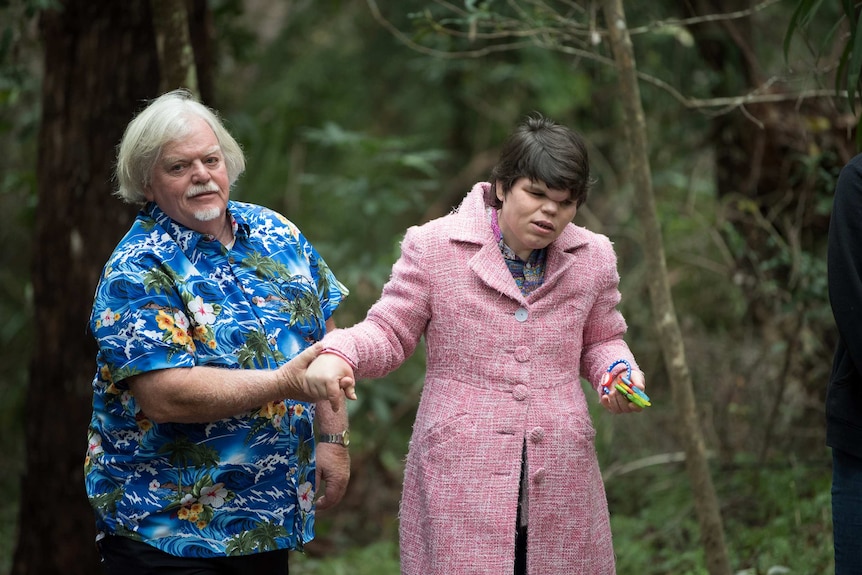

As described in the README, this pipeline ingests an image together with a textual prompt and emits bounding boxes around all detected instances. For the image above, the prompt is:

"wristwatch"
[318,429,350,447]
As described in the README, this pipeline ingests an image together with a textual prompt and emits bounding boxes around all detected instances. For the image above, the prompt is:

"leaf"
[848,8,862,110]
[783,0,826,60]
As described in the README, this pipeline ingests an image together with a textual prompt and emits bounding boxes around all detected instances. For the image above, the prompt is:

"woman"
[310,114,646,575]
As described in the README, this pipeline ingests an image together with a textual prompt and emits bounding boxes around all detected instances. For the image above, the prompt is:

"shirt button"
[514,346,531,363]
[514,307,528,322]
[513,384,530,401]
[529,427,545,443]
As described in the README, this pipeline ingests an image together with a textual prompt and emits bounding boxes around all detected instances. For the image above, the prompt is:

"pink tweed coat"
[323,182,638,575]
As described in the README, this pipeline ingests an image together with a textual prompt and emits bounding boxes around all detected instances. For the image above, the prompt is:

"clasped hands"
[280,343,357,411]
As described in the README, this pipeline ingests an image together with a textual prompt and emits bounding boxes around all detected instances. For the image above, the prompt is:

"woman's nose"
[542,199,558,214]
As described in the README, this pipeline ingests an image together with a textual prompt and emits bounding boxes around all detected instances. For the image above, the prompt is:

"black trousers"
[97,535,290,575]
[514,440,528,575]
[514,523,527,575]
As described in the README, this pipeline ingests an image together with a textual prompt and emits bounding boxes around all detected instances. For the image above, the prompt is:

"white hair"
[114,89,246,204]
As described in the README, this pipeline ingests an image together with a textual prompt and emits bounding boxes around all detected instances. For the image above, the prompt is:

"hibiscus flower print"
[97,308,119,328]
[188,296,216,326]
[173,311,191,331]
[199,483,229,508]
[297,481,314,512]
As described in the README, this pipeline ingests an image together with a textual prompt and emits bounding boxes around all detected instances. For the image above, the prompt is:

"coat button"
[532,467,546,484]
[514,307,528,322]
[529,427,545,443]
[514,346,531,363]
[512,384,530,401]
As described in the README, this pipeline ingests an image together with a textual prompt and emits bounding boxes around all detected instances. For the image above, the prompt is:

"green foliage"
[604,448,832,574]
[292,540,400,575]
[785,0,862,147]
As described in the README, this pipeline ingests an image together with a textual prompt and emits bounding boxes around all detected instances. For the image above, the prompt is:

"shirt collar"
[144,201,249,256]
[486,205,546,265]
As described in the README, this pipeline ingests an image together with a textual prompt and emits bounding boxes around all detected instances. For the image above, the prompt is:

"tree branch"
[366,0,846,123]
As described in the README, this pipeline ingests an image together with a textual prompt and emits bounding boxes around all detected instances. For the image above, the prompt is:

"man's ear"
[142,184,155,202]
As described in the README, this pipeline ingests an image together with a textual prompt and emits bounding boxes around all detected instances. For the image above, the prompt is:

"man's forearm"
[126,343,323,424]
[127,365,290,423]
[316,395,348,434]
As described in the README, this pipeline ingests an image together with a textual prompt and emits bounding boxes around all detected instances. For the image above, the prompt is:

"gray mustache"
[186,184,220,198]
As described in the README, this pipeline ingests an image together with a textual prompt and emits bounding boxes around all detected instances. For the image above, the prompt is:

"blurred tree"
[151,0,199,95]
[10,1,209,573]
[0,1,40,569]
[785,0,862,146]
[680,0,849,463]
[604,0,731,572]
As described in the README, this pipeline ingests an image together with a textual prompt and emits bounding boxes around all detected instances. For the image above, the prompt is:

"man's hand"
[277,343,355,411]
[314,442,350,511]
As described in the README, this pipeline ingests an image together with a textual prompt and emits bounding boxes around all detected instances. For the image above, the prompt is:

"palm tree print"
[158,436,220,495]
[224,521,289,556]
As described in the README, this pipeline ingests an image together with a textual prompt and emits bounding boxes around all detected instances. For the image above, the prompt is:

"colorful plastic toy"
[603,359,651,408]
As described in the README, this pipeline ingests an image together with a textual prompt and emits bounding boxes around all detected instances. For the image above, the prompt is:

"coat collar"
[449,182,590,303]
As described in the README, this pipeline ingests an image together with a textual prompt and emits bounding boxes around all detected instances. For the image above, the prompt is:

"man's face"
[145,115,231,236]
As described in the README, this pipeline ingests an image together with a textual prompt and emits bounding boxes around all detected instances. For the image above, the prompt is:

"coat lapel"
[468,243,526,303]
[535,225,589,298]
[449,183,526,304]
[448,182,592,304]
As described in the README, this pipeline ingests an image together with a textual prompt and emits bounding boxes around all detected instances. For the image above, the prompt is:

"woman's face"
[495,177,577,260]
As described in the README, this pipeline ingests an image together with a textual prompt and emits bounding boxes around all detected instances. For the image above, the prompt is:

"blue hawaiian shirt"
[84,201,348,558]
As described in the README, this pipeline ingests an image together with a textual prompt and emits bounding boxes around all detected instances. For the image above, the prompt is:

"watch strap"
[319,430,349,446]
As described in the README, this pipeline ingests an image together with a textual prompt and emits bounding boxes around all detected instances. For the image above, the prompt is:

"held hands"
[306,352,357,402]
[278,343,356,411]
[599,368,647,414]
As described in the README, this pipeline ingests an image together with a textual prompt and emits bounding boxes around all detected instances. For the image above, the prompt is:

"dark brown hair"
[485,113,592,208]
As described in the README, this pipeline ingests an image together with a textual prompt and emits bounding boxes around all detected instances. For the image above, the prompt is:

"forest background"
[0,0,855,574]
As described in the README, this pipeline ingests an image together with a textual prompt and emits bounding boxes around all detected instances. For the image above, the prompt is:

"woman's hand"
[306,352,357,402]
[599,369,646,414]
[277,344,356,410]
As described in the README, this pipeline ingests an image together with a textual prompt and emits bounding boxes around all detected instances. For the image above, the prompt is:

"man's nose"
[190,160,210,183]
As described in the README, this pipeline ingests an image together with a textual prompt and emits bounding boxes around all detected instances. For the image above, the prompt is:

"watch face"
[341,429,350,447]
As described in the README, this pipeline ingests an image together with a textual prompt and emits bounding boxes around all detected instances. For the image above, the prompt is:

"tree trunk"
[10,2,160,573]
[12,1,213,571]
[599,1,733,574]
[151,0,199,96]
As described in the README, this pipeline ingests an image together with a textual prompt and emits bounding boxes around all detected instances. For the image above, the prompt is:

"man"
[827,152,862,574]
[84,89,352,574]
